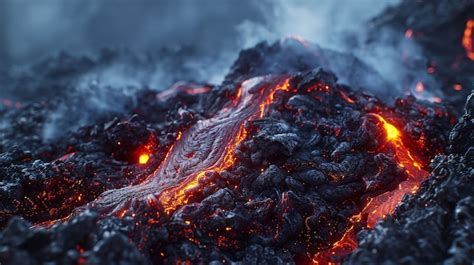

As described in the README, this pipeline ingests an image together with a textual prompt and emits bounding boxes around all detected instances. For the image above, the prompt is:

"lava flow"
[312,114,429,265]
[463,19,474,60]
[87,73,430,264]
[1,1,472,264]
[85,75,292,217]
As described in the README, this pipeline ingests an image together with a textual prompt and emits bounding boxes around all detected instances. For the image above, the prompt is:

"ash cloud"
[2,0,401,79]
[237,0,439,97]
[1,0,420,140]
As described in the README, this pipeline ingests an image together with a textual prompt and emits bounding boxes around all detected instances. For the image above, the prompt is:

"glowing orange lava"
[339,91,355,104]
[380,118,400,141]
[259,78,291,118]
[139,154,150,164]
[157,77,292,214]
[312,114,429,264]
[463,19,474,60]
[453,84,462,91]
[160,124,249,214]
[135,134,157,165]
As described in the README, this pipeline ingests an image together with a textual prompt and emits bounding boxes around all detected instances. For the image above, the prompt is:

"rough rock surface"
[0,1,472,264]
[346,94,474,265]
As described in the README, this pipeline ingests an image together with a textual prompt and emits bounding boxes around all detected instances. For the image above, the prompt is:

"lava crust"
[0,1,473,264]
[0,64,462,264]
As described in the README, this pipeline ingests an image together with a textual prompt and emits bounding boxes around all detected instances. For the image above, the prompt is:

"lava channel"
[75,75,292,217]
[312,114,429,265]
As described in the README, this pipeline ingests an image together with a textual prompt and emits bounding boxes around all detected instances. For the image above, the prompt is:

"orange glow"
[259,78,291,118]
[379,117,401,141]
[161,125,250,214]
[415,82,424,93]
[232,85,243,105]
[366,114,428,227]
[139,154,150,164]
[157,77,292,214]
[185,87,211,95]
[312,228,357,265]
[405,29,413,38]
[453,84,462,91]
[313,114,429,264]
[462,19,474,60]
[56,152,76,162]
[339,91,355,104]
[135,134,157,165]
[431,96,442,103]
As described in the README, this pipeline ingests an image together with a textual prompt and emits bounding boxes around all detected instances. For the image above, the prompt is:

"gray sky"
[0,0,400,68]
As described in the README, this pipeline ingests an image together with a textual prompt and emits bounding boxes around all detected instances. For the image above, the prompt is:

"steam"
[3,0,438,140]
[237,0,401,49]
[236,0,440,97]
[40,50,233,139]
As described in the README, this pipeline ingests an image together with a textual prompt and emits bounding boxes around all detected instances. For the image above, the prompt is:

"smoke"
[2,0,411,90]
[236,0,441,97]
[1,0,261,67]
[39,49,232,139]
[237,0,401,49]
[3,0,430,140]
[3,0,401,71]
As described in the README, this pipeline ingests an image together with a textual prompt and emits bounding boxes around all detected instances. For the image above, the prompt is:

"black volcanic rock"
[0,2,473,263]
[0,211,148,265]
[1,65,458,264]
[368,0,474,109]
[346,93,474,265]
[224,40,396,98]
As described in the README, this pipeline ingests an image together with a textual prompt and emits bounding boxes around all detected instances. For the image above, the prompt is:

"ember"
[453,84,463,91]
[462,19,474,60]
[0,1,472,265]
[139,153,150,164]
[312,113,430,264]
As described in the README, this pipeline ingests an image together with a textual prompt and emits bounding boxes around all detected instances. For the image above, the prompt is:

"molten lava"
[160,77,291,213]
[312,114,429,264]
[139,154,150,164]
[84,75,292,217]
[339,91,355,104]
[49,71,435,265]
[463,19,474,60]
[380,117,400,141]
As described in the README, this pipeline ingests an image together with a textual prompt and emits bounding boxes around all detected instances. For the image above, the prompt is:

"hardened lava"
[0,66,460,264]
[0,0,473,263]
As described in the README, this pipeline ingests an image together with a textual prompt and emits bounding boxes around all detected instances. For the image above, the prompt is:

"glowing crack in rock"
[463,19,474,60]
[138,153,150,165]
[49,73,429,264]
[312,114,429,265]
[80,75,291,216]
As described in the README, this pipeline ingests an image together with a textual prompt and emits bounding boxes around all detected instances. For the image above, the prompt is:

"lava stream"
[463,19,474,60]
[312,114,429,264]
[83,75,291,217]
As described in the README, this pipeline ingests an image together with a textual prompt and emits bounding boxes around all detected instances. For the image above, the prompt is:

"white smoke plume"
[2,0,439,140]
